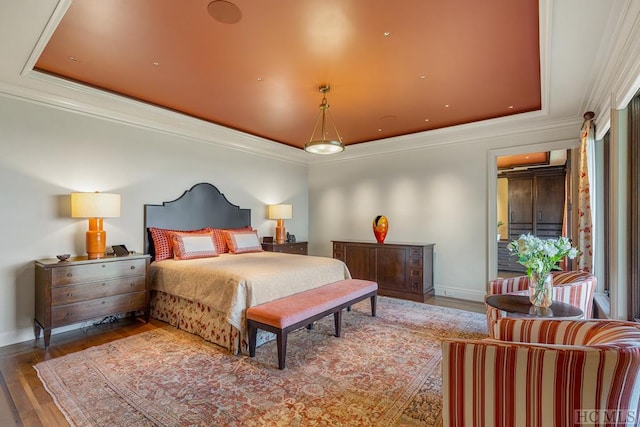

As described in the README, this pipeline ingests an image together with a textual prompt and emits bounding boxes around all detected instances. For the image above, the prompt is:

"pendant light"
[305,84,345,154]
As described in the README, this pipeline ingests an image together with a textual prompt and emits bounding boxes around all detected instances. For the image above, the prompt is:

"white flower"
[508,234,580,277]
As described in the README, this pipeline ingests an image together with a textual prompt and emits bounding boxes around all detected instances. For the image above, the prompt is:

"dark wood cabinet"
[534,172,566,237]
[500,166,566,271]
[505,166,565,241]
[261,241,308,255]
[34,254,150,347]
[332,240,434,302]
[498,240,525,273]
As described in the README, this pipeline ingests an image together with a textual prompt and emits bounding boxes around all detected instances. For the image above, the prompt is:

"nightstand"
[261,241,308,255]
[34,253,150,347]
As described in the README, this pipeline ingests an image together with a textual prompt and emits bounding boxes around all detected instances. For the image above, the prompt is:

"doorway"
[487,142,578,282]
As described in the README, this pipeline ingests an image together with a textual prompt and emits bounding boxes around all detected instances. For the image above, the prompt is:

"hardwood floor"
[0,296,486,426]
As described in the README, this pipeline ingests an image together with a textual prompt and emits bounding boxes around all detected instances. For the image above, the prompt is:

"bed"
[144,183,351,354]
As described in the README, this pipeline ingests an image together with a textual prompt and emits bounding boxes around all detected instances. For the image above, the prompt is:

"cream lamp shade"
[71,192,121,218]
[267,204,292,220]
[71,192,121,259]
[267,204,292,244]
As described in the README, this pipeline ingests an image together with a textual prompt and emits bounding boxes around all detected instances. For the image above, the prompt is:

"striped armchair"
[486,271,596,337]
[442,318,640,427]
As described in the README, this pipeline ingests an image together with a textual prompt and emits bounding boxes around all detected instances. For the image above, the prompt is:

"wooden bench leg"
[371,295,377,317]
[248,322,257,357]
[334,310,342,337]
[276,330,287,370]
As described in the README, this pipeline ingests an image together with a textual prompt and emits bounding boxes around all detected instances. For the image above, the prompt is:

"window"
[629,92,640,321]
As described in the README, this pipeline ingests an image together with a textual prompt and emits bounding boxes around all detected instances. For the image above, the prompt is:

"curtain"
[577,116,595,272]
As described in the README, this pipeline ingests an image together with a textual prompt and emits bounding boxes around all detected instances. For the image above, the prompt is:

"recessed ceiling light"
[378,128,383,132]
[383,32,391,37]
[508,105,514,109]
[420,75,426,79]
[207,1,242,24]
[424,118,429,122]
[153,61,160,66]
[444,104,450,108]
[257,77,263,81]
[69,56,78,62]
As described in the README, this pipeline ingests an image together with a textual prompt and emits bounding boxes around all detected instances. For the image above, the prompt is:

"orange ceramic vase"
[372,215,388,244]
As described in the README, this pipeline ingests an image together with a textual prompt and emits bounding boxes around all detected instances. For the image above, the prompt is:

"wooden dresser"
[261,241,308,255]
[332,240,435,302]
[34,253,150,347]
[497,240,525,273]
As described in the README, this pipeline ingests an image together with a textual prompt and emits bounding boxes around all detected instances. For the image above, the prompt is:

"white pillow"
[225,230,263,254]
[171,232,218,260]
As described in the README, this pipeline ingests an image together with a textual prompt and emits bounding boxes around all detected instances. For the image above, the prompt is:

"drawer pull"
[130,282,134,287]
[102,264,106,268]
[65,312,72,317]
[101,301,105,304]
[130,266,136,270]
[66,292,73,297]
[66,273,73,277]
[102,283,106,286]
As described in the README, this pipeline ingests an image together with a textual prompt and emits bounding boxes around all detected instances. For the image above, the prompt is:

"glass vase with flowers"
[508,234,579,308]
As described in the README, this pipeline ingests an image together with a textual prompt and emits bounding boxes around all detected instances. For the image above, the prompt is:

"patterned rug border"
[35,297,487,426]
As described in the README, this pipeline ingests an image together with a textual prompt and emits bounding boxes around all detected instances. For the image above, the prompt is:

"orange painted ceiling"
[34,0,541,150]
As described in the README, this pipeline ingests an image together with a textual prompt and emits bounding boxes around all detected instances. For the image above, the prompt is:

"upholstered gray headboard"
[143,183,251,259]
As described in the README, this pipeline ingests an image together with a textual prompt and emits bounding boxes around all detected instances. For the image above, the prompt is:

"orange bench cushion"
[246,279,377,329]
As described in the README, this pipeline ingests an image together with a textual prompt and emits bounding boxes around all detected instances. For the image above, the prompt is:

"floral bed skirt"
[149,290,274,355]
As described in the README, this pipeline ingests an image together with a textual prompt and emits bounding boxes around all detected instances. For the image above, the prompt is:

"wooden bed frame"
[143,182,251,260]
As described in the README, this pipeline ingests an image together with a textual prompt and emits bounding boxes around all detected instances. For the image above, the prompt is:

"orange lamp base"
[275,219,286,244]
[86,217,107,259]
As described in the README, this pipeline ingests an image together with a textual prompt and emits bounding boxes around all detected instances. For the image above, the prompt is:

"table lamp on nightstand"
[268,204,292,244]
[71,192,121,259]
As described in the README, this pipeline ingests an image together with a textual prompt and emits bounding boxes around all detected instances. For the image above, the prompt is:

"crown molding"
[307,112,582,165]
[581,0,640,140]
[0,74,309,165]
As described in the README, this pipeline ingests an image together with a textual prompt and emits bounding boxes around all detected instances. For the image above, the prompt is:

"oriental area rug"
[35,297,487,426]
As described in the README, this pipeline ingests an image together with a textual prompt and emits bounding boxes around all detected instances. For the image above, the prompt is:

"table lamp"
[267,204,292,244]
[71,192,121,259]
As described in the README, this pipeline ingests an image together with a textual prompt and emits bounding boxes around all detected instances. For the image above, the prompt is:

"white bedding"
[149,251,351,332]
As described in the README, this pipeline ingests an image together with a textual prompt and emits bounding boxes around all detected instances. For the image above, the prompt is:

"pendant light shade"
[305,85,345,155]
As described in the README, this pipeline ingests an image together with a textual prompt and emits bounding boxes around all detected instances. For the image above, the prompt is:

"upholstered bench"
[246,279,378,369]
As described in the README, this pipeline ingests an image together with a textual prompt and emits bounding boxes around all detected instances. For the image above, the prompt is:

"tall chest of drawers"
[332,241,435,302]
[34,254,150,347]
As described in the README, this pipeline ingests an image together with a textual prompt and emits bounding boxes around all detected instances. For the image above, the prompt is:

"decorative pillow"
[212,226,253,253]
[225,229,263,254]
[149,227,212,261]
[171,232,218,260]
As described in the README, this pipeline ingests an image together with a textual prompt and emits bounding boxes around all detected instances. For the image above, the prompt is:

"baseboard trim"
[434,286,485,302]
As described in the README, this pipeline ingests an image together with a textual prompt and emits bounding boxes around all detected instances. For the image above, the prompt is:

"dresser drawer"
[51,291,146,326]
[51,276,146,306]
[409,256,423,268]
[261,242,308,255]
[51,258,147,286]
[283,243,307,254]
[409,247,423,258]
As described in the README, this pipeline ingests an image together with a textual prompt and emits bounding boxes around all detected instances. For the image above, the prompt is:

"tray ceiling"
[34,0,541,150]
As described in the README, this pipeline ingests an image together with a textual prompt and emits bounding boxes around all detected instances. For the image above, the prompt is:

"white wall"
[0,94,309,347]
[308,127,580,302]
